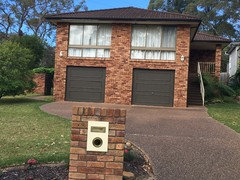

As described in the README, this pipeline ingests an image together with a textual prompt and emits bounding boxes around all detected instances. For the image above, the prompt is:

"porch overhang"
[191,41,230,50]
[191,32,231,50]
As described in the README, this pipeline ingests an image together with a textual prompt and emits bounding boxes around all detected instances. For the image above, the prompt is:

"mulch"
[0,148,153,180]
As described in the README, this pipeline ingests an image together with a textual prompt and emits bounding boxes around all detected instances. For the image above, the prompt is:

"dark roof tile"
[194,32,231,42]
[45,7,200,22]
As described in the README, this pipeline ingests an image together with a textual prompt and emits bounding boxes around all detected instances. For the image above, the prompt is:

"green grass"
[207,102,240,133]
[0,96,71,168]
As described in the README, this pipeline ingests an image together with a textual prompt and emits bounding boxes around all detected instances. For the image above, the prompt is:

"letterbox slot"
[91,126,106,133]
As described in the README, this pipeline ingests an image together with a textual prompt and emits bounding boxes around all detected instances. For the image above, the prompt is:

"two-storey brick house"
[45,7,230,107]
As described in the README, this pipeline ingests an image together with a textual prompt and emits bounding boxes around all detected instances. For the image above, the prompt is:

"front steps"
[187,74,203,106]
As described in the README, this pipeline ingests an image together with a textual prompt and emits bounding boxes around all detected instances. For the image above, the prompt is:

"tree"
[0,41,35,98]
[0,0,14,36]
[10,0,35,36]
[148,0,240,40]
[0,0,88,41]
[10,35,45,69]
[40,45,55,68]
[148,0,192,13]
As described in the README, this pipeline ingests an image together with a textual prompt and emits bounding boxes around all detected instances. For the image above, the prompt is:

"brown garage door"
[132,69,175,106]
[66,67,106,102]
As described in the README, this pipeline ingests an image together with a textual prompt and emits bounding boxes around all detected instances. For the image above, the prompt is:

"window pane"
[162,27,176,48]
[146,26,162,48]
[68,48,82,57]
[69,25,83,45]
[131,50,145,59]
[83,25,97,45]
[97,49,110,58]
[146,50,161,59]
[98,25,112,46]
[161,51,175,60]
[82,48,96,57]
[131,26,146,47]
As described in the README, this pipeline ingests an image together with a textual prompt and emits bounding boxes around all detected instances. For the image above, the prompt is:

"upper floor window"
[68,25,112,58]
[131,25,176,60]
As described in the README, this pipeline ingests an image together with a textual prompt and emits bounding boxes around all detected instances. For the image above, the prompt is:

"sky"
[83,0,149,10]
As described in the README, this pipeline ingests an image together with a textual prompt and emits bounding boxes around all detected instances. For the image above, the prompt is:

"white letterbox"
[87,121,109,152]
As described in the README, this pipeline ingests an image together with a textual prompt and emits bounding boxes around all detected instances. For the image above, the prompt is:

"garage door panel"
[135,83,172,92]
[136,72,173,81]
[132,69,174,106]
[68,81,102,89]
[66,67,106,102]
[67,91,103,101]
[69,68,104,76]
[68,87,103,93]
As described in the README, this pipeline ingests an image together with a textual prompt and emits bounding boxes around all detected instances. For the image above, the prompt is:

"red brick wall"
[33,73,45,95]
[69,106,126,180]
[54,23,191,107]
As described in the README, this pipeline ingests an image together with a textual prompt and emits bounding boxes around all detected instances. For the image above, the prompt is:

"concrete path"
[41,101,240,180]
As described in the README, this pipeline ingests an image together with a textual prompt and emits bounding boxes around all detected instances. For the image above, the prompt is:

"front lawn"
[207,102,240,133]
[0,96,71,168]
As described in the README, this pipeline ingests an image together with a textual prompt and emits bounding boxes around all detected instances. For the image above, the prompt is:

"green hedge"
[33,67,54,74]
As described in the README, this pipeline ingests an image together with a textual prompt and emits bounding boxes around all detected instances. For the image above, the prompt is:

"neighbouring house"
[45,7,230,107]
[227,42,240,77]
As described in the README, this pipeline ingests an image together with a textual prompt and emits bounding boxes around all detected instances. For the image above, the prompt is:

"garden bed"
[0,143,153,180]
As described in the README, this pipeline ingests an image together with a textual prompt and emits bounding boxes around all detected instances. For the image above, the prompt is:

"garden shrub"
[229,68,240,96]
[124,149,137,162]
[0,41,35,98]
[202,73,236,102]
[217,83,236,97]
[33,67,54,74]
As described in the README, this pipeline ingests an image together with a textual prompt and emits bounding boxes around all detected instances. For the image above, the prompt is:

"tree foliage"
[0,0,87,41]
[0,41,35,98]
[10,35,45,69]
[148,0,240,40]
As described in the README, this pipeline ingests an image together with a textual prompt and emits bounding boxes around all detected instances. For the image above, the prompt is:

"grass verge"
[207,102,240,133]
[0,96,70,168]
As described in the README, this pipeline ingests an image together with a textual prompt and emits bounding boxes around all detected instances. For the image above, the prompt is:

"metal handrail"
[198,62,205,106]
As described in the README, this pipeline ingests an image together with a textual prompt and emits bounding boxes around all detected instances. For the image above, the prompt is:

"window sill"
[130,59,176,63]
[67,56,111,61]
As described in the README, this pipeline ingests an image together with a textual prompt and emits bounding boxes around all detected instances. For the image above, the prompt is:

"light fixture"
[181,55,185,62]
[60,51,63,57]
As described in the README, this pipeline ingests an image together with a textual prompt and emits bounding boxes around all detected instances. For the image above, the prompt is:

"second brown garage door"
[65,67,106,102]
[132,69,175,106]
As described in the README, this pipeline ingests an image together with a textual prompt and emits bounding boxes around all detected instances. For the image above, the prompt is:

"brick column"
[174,26,191,107]
[69,106,126,180]
[215,44,222,79]
[54,23,69,101]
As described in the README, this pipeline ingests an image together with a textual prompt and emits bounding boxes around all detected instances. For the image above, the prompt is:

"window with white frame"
[68,24,112,58]
[131,25,176,60]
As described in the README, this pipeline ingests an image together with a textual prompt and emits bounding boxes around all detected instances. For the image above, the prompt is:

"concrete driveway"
[41,101,240,180]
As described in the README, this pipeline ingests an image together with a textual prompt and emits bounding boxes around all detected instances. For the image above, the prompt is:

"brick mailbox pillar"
[69,106,126,180]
